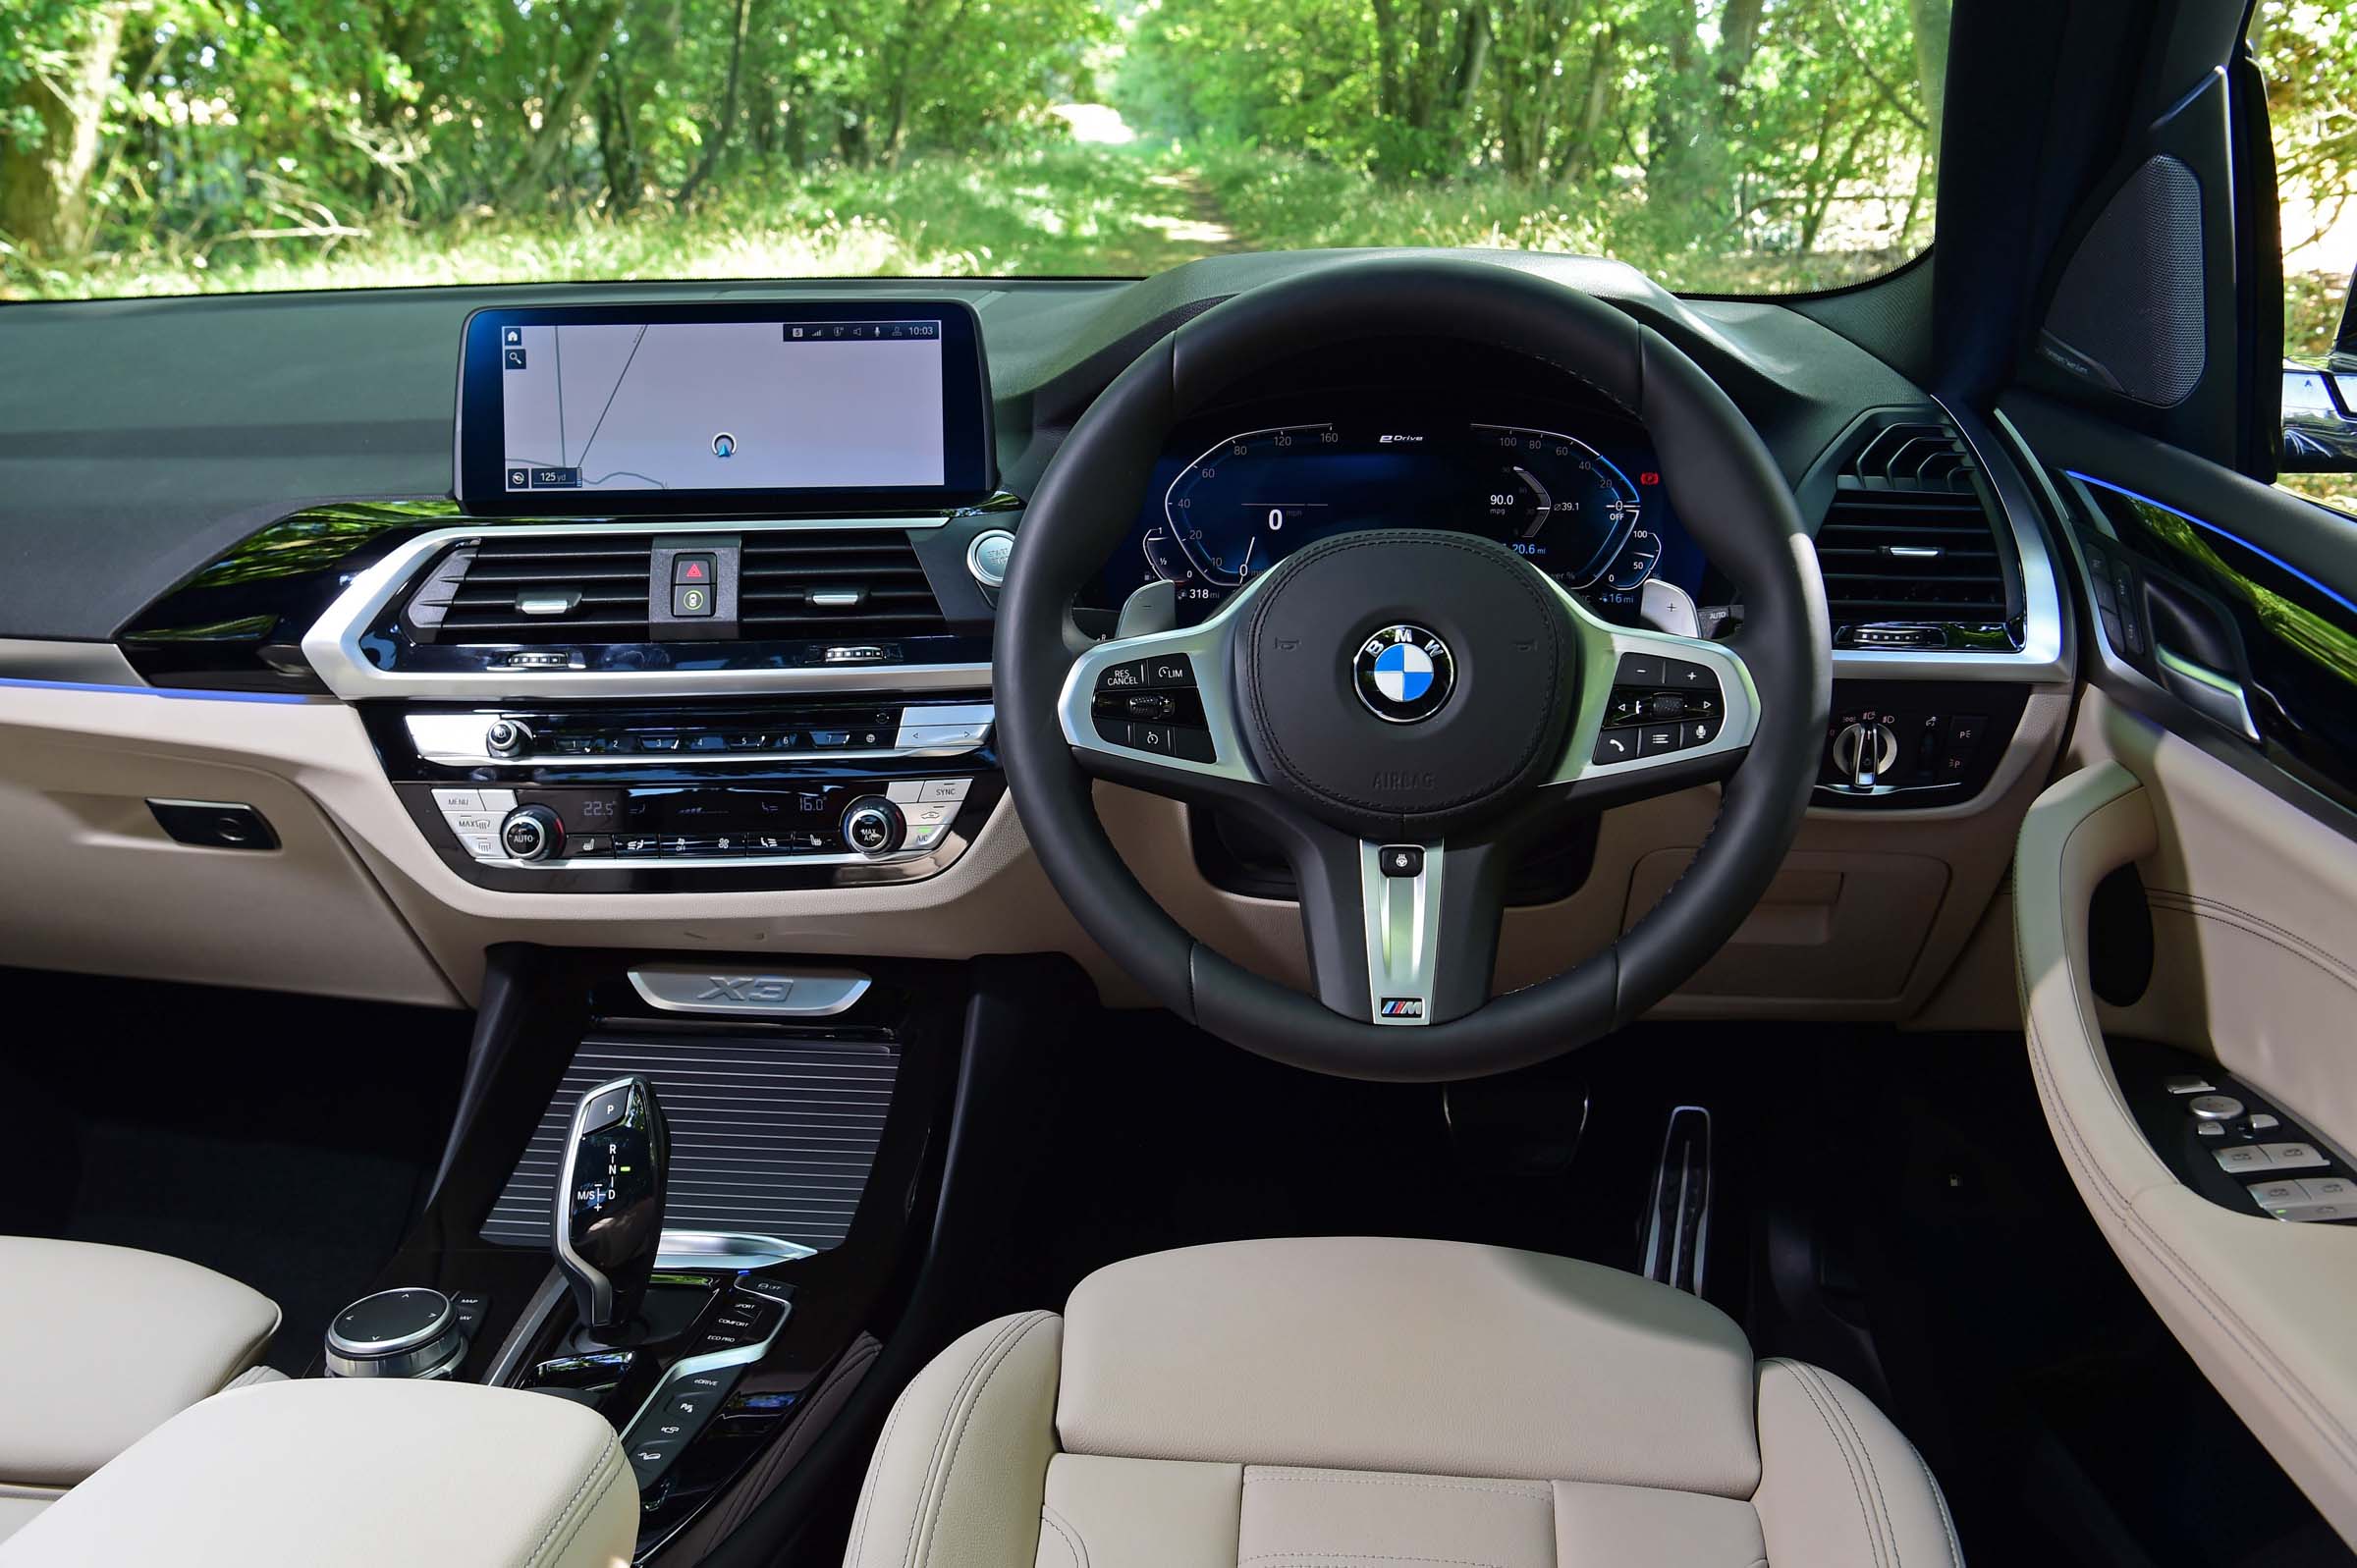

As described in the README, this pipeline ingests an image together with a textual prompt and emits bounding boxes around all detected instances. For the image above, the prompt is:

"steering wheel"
[995,257,1829,1080]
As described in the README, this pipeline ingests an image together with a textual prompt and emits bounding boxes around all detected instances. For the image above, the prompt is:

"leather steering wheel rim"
[995,256,1830,1081]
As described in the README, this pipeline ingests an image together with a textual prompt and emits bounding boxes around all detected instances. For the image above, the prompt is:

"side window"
[2250,1,2357,514]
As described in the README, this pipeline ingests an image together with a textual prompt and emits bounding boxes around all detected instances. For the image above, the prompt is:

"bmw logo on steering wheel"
[1353,623,1455,724]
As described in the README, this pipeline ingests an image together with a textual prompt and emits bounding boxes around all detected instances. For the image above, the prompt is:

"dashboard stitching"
[1243,532,1564,825]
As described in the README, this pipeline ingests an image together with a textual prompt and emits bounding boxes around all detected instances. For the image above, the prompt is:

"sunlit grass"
[5,139,1933,301]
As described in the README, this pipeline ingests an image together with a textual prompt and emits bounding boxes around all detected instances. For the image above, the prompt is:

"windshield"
[1,0,1952,300]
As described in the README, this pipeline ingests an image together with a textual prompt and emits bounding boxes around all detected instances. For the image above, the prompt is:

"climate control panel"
[367,696,1001,892]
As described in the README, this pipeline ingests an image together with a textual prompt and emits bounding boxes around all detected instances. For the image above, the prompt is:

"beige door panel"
[2017,687,2357,1544]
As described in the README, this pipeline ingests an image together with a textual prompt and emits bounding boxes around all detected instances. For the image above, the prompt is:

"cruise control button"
[1168,727,1216,763]
[1096,661,1150,692]
[1141,655,1195,688]
[1592,727,1642,764]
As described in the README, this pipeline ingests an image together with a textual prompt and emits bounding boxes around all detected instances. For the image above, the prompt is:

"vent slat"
[1822,419,2012,640]
[738,529,946,638]
[409,537,655,645]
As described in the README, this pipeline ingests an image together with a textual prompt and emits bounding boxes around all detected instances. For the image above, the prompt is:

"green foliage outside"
[1,0,1950,298]
[0,0,2346,338]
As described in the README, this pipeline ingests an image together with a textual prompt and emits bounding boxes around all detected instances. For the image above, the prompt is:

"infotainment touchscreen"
[455,299,991,515]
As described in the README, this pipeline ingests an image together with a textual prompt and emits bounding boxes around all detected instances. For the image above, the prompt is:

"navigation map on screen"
[496,319,947,494]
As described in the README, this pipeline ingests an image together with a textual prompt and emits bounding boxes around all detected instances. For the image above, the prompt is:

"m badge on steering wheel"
[1354,624,1455,724]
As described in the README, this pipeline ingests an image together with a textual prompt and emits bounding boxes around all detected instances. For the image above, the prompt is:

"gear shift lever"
[556,1075,669,1334]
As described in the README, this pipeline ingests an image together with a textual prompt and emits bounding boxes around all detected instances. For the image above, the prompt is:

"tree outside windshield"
[7,0,1949,299]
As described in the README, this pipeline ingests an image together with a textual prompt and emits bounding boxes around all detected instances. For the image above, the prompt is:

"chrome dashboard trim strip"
[300,520,991,701]
[1824,395,2070,683]
[402,707,992,767]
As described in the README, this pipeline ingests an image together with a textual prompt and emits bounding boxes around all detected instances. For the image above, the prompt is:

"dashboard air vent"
[1817,416,2013,640]
[1849,420,1979,493]
[738,530,947,638]
[408,537,653,644]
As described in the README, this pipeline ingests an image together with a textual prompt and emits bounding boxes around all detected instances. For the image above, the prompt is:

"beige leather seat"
[0,1238,284,1544]
[846,1237,1962,1567]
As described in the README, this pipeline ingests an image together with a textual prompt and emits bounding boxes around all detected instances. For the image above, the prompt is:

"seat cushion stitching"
[1765,1359,1882,1568]
[1238,1556,1506,1568]
[1794,1363,1900,1566]
[899,1313,1039,1568]
[1906,1441,1962,1568]
[1243,1475,1550,1499]
[519,1438,621,1568]
[1039,1503,1087,1568]
[915,1312,1056,1568]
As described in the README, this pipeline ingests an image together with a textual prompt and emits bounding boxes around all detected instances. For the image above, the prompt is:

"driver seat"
[845,1237,1961,1567]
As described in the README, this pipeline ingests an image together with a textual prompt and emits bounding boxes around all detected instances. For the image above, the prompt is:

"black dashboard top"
[0,249,1925,642]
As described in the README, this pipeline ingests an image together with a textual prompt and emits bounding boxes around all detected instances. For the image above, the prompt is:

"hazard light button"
[672,553,716,586]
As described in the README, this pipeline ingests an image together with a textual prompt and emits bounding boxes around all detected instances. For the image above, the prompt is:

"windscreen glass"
[4,0,1963,298]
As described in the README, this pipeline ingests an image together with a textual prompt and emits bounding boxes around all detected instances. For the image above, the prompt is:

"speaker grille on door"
[479,1035,899,1255]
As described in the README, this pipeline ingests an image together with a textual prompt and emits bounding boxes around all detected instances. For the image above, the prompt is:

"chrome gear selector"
[556,1075,670,1333]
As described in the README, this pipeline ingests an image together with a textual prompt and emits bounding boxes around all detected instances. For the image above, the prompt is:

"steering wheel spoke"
[1057,593,1263,801]
[1284,822,1509,1027]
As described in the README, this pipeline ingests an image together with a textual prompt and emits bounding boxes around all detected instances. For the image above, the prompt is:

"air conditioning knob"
[499,804,565,862]
[485,718,532,758]
[841,796,904,858]
[1831,720,1900,789]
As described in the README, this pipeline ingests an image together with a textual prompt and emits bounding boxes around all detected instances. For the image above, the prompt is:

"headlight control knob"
[485,718,532,758]
[500,804,564,862]
[1831,720,1900,789]
[841,796,904,858]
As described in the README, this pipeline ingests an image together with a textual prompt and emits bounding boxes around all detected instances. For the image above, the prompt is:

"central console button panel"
[1810,679,2029,807]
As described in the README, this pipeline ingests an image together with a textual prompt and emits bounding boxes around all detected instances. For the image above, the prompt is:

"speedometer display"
[1116,411,1683,622]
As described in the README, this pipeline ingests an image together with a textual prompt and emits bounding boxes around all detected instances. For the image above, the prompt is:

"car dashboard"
[0,251,2072,1022]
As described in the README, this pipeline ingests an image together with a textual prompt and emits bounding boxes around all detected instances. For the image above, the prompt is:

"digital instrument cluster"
[1098,404,1703,623]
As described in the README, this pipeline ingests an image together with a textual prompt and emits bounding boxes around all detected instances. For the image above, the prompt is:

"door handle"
[2156,645,2261,741]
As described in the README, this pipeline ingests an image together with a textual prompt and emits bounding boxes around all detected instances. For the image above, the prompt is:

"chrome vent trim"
[480,1034,898,1256]
[301,519,991,699]
[1828,398,2067,682]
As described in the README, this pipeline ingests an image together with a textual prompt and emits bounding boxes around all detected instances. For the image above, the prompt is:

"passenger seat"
[0,1238,282,1543]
